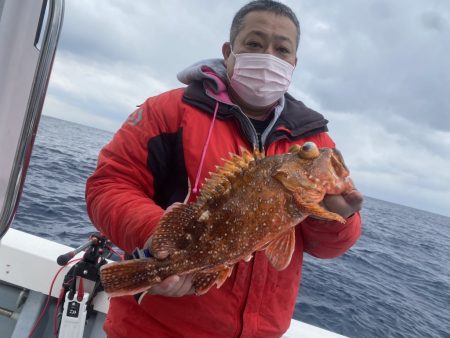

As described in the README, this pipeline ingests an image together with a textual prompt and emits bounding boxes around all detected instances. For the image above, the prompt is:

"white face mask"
[229,50,295,107]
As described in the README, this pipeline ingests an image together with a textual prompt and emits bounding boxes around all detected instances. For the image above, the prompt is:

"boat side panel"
[0,228,110,313]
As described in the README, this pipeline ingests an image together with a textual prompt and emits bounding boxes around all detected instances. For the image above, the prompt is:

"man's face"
[223,10,298,79]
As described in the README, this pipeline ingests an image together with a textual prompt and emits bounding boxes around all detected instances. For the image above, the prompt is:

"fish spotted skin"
[100,142,354,297]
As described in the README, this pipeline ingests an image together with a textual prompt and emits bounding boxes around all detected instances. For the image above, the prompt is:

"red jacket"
[86,76,361,337]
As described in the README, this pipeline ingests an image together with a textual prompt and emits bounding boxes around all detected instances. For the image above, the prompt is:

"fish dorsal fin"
[151,203,198,256]
[265,228,296,271]
[196,148,255,205]
[252,146,265,160]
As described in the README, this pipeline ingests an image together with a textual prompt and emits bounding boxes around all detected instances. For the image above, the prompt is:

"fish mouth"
[331,148,349,179]
[319,148,353,195]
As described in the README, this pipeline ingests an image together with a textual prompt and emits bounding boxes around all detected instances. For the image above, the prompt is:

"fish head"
[295,142,354,195]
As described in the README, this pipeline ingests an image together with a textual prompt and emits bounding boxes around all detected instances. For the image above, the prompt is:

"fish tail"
[100,259,159,297]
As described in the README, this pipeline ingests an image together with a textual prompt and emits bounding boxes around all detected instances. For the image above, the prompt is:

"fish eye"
[299,142,320,159]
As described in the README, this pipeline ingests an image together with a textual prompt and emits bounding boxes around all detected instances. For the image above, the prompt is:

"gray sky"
[43,0,450,217]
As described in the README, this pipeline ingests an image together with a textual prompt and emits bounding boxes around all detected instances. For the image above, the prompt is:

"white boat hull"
[0,228,347,337]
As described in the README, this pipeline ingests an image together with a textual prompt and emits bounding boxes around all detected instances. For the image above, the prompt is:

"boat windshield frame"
[0,0,65,239]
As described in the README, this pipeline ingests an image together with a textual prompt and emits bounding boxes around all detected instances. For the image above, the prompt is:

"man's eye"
[247,41,262,48]
[278,47,290,54]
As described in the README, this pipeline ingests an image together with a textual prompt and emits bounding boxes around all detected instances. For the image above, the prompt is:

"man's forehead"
[238,11,297,41]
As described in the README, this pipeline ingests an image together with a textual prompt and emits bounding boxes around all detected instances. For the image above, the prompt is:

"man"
[86,1,363,337]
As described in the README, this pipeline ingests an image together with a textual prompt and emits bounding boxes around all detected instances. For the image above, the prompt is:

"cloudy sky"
[43,0,450,217]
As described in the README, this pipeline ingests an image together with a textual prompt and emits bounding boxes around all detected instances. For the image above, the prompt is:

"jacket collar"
[179,59,329,145]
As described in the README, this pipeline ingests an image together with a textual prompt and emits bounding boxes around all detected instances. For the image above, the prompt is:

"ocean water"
[11,116,450,338]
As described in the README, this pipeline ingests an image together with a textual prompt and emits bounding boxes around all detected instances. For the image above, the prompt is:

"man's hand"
[148,274,195,297]
[322,190,364,219]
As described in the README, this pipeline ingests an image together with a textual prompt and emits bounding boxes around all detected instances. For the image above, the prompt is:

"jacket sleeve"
[300,213,361,258]
[85,98,175,253]
[298,131,362,258]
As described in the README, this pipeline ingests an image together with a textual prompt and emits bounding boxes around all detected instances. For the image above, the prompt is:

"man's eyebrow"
[245,30,294,45]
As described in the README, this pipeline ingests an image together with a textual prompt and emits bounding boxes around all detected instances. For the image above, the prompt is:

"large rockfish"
[100,142,355,297]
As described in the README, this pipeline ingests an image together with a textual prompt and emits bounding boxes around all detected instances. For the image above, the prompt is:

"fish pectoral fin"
[193,266,233,295]
[265,229,296,271]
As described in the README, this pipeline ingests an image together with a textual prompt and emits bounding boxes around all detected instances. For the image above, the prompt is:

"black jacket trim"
[182,81,329,148]
[147,130,189,209]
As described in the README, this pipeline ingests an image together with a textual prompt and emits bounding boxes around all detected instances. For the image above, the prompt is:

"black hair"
[230,0,301,49]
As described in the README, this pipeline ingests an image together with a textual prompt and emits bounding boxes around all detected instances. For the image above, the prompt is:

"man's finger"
[322,193,361,218]
[171,274,195,297]
[343,190,364,209]
[148,275,180,295]
[154,250,169,259]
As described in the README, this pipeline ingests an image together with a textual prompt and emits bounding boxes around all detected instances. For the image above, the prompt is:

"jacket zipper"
[204,91,261,152]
